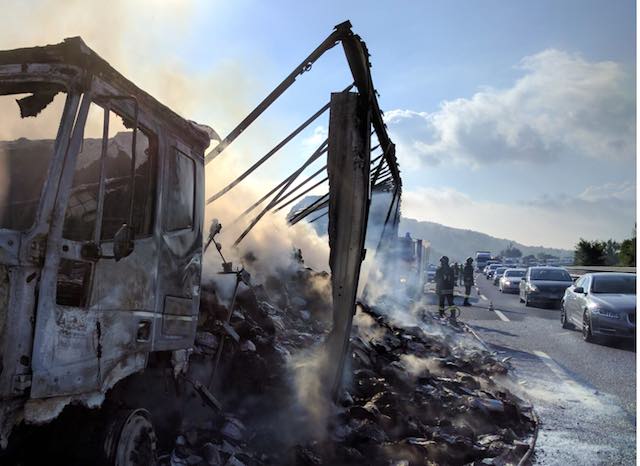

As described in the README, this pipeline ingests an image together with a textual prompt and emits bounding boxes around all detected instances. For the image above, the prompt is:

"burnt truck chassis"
[0,21,402,463]
[0,37,211,459]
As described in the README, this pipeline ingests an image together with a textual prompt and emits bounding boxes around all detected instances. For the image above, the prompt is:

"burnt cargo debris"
[163,269,536,466]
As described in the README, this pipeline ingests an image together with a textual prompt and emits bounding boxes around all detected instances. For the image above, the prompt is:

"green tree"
[522,254,536,265]
[619,228,636,266]
[604,239,620,266]
[574,239,606,266]
[619,238,635,266]
[500,244,522,258]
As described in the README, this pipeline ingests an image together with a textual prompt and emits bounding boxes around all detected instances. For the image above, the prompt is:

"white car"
[499,268,526,293]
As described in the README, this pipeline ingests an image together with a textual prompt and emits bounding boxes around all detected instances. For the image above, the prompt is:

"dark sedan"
[519,266,572,308]
[561,273,636,343]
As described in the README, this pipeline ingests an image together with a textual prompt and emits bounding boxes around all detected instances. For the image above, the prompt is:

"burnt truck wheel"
[104,409,158,466]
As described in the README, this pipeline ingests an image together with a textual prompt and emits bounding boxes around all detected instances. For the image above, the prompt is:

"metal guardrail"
[565,266,636,276]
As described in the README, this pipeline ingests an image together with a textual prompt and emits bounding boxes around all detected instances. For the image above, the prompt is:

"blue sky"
[2,0,636,249]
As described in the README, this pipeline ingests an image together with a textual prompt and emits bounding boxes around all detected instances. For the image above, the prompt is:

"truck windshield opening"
[0,84,67,231]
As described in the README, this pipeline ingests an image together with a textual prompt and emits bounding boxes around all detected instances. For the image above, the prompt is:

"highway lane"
[471,273,636,412]
[457,274,636,465]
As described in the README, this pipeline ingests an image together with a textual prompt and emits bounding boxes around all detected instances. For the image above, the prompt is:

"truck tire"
[103,409,158,466]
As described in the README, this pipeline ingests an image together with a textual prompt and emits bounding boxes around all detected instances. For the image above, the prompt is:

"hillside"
[289,196,572,263]
[399,217,571,263]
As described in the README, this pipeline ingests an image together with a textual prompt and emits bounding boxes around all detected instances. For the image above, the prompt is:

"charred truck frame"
[0,20,402,462]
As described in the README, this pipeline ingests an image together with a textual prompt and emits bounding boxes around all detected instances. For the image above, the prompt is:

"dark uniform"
[463,258,474,306]
[452,263,459,286]
[435,256,455,316]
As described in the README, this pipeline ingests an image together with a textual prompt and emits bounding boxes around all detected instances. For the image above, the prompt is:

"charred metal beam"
[283,151,384,221]
[288,195,329,225]
[205,19,400,194]
[309,210,328,224]
[273,176,328,213]
[231,174,293,225]
[271,166,327,210]
[340,31,401,190]
[233,140,328,246]
[206,101,331,204]
[324,91,371,401]
[373,176,393,189]
[206,23,354,163]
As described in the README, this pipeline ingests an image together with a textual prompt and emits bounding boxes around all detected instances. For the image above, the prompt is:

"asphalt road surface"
[456,273,636,465]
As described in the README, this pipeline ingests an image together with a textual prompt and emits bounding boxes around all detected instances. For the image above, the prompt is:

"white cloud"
[577,181,635,202]
[385,49,635,168]
[402,182,636,249]
[302,125,328,149]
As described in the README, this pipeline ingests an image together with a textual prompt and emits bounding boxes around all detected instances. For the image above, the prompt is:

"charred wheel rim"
[105,409,157,466]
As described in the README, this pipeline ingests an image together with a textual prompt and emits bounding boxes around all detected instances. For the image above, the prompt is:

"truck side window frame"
[164,147,196,232]
[62,99,158,242]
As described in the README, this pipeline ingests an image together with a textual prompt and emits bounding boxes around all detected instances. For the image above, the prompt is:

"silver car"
[499,268,526,293]
[486,264,503,279]
[492,267,509,285]
[561,273,636,343]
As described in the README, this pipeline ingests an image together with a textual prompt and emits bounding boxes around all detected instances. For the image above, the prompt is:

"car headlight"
[590,307,620,319]
[504,280,511,285]
[527,283,538,292]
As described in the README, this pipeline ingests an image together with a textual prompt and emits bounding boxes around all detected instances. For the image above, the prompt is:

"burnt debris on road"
[162,268,537,466]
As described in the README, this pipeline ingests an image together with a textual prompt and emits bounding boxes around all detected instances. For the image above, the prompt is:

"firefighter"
[463,257,474,306]
[435,256,455,317]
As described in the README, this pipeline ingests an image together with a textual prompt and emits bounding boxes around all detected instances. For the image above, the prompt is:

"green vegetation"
[500,244,522,258]
[574,227,636,266]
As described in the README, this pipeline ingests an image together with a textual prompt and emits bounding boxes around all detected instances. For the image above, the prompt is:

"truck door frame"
[30,80,162,400]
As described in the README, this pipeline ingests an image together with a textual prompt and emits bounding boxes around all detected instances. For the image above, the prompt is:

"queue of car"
[482,263,636,345]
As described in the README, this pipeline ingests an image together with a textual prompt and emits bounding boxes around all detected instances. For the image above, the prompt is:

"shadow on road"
[595,337,636,352]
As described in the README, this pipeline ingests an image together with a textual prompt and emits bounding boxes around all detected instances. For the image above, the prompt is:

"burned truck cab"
[0,38,210,447]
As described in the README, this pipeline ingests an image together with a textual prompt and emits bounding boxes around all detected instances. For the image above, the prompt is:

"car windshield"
[0,83,67,231]
[591,275,636,294]
[505,270,525,277]
[530,268,572,281]
[495,268,507,274]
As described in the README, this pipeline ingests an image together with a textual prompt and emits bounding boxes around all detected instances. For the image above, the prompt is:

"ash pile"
[163,267,536,466]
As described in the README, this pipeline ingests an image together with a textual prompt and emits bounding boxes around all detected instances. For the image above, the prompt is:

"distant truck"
[475,251,492,271]
[393,234,430,295]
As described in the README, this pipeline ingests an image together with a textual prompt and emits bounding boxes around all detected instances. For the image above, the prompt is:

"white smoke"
[203,149,330,282]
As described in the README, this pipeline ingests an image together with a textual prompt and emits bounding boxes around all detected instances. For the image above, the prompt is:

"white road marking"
[494,309,510,322]
[479,294,488,301]
[534,350,585,392]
